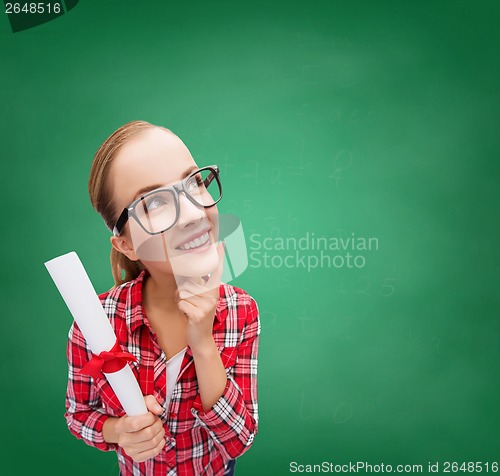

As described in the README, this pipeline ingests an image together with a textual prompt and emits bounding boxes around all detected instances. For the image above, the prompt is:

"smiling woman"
[65,120,260,476]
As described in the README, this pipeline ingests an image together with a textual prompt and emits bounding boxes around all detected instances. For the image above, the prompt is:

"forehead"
[110,127,197,209]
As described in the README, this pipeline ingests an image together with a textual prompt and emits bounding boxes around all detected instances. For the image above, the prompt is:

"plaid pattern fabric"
[65,269,260,476]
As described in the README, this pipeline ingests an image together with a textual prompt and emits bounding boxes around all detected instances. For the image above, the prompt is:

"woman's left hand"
[176,242,225,351]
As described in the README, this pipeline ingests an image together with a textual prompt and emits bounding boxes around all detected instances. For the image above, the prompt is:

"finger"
[122,412,157,433]
[177,281,207,299]
[129,428,165,462]
[134,435,166,463]
[144,395,163,415]
[178,292,207,307]
[206,241,225,288]
[178,299,202,318]
[125,418,164,445]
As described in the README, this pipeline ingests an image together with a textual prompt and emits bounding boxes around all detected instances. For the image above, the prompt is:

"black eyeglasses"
[112,165,222,236]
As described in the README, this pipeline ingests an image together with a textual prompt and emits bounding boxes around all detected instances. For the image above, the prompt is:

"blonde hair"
[88,120,173,287]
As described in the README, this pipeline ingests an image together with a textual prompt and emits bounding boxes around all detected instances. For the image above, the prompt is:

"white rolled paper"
[45,251,147,416]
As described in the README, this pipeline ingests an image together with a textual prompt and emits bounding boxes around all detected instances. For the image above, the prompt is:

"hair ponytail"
[110,247,146,288]
[88,120,173,288]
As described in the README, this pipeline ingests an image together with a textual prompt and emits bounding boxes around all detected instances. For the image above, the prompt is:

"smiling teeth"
[180,232,209,250]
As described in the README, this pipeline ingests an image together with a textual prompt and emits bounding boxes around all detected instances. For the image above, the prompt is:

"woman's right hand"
[103,395,166,463]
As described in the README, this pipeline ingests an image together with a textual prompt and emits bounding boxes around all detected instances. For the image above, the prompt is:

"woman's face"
[109,127,220,279]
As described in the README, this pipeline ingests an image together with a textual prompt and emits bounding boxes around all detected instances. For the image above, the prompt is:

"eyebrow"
[131,166,198,201]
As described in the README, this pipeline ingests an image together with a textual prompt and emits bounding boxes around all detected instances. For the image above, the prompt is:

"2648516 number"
[5,3,61,14]
[443,461,498,473]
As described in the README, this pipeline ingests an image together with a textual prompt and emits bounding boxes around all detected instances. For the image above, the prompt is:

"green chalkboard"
[1,1,499,475]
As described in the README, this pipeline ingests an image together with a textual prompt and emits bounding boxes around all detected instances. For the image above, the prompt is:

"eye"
[144,195,169,212]
[186,174,204,191]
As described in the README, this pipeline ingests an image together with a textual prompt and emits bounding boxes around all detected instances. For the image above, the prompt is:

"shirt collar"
[126,269,227,334]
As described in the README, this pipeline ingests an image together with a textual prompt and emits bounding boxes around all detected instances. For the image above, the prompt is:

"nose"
[176,191,206,227]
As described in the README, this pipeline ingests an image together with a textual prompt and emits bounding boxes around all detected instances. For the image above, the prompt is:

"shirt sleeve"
[190,295,260,460]
[64,322,118,452]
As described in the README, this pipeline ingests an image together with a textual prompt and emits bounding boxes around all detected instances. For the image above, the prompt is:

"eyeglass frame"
[112,165,222,237]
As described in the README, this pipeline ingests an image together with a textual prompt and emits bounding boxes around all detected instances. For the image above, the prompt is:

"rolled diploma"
[45,251,147,416]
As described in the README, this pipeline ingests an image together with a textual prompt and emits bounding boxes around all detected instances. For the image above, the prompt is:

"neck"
[143,269,178,310]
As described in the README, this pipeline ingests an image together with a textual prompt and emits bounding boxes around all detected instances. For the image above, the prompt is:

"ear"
[110,234,140,262]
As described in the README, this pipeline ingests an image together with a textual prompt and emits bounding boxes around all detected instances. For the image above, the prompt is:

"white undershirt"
[165,347,187,408]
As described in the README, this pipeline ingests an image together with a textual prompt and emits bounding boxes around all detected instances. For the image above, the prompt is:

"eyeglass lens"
[134,169,221,233]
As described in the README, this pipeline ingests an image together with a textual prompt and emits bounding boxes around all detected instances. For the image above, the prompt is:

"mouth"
[175,229,212,253]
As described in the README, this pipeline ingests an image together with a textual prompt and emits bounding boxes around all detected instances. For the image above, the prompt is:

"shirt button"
[170,412,177,418]
[170,438,176,446]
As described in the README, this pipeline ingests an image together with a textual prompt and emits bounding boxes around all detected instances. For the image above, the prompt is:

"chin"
[169,243,219,278]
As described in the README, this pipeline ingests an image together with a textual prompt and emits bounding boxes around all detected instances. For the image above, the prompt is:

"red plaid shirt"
[65,269,260,475]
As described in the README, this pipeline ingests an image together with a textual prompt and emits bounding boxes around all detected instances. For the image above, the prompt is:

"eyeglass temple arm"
[113,208,129,236]
[203,166,219,188]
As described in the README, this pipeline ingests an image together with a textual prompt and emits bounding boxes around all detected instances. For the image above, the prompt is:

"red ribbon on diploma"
[79,339,137,379]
